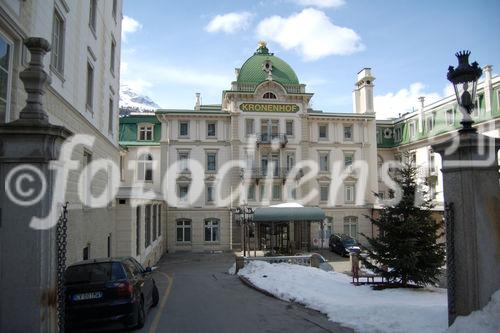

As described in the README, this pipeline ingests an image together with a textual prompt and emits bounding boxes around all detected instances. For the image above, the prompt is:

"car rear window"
[65,262,126,284]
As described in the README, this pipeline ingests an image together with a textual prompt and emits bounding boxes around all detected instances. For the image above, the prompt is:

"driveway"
[136,252,354,333]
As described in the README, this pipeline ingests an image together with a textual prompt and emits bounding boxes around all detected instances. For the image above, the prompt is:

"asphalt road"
[135,252,354,333]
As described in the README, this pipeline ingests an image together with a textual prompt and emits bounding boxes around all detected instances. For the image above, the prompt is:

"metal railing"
[256,133,288,147]
[240,167,303,180]
[243,255,312,267]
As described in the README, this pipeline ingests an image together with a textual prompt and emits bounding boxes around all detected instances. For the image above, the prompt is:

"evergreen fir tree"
[361,159,445,287]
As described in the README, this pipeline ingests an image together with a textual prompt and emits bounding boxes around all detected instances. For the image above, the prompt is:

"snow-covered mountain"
[119,85,160,115]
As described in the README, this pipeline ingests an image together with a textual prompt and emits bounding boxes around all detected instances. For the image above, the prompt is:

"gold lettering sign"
[239,103,299,113]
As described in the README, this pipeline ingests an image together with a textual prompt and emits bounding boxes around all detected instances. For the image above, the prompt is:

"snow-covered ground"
[238,260,448,333]
[448,290,500,333]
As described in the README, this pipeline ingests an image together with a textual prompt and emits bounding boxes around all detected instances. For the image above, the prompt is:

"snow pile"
[239,260,447,333]
[270,203,304,208]
[227,263,236,275]
[447,289,500,333]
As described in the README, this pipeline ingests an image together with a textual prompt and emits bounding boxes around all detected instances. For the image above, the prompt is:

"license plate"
[72,291,103,301]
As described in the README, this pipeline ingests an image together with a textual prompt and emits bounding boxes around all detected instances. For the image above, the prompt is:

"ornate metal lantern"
[447,51,483,130]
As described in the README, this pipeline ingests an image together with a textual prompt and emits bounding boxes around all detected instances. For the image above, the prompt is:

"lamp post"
[233,206,255,257]
[447,51,483,131]
[433,50,500,326]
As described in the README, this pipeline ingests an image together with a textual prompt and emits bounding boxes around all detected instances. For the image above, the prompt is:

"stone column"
[432,129,500,325]
[0,38,71,332]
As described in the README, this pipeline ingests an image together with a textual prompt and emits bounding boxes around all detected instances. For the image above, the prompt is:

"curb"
[238,275,278,299]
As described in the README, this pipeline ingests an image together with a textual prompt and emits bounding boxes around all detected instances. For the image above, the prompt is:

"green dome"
[237,43,299,86]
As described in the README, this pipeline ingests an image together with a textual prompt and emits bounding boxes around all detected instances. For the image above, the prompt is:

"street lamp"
[447,51,483,131]
[232,206,255,257]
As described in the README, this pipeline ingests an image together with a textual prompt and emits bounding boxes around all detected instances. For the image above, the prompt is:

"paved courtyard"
[136,252,354,333]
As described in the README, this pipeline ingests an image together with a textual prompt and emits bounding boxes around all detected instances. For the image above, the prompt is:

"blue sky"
[120,0,500,119]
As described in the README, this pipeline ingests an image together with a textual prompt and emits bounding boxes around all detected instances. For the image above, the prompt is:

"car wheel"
[135,297,145,329]
[152,284,159,307]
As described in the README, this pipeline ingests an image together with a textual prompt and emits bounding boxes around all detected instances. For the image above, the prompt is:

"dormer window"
[263,92,277,99]
[138,124,154,141]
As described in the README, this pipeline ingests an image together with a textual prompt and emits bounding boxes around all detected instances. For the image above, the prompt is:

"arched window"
[204,218,220,242]
[138,153,153,181]
[263,92,277,99]
[343,216,358,239]
[377,155,384,179]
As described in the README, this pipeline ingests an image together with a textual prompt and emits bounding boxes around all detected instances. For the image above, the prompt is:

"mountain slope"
[119,85,160,115]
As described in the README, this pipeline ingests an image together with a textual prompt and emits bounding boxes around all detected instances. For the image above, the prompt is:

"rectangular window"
[206,185,214,203]
[176,220,191,242]
[248,184,256,201]
[108,98,114,134]
[179,184,189,201]
[272,184,281,201]
[138,154,153,181]
[429,151,436,174]
[344,125,353,141]
[178,151,189,172]
[86,62,94,111]
[152,204,157,241]
[157,204,161,237]
[206,152,217,172]
[107,234,111,257]
[83,244,90,260]
[51,10,64,73]
[0,34,12,124]
[145,204,151,247]
[286,152,295,171]
[138,124,153,141]
[89,0,97,31]
[319,152,329,172]
[319,124,328,139]
[320,185,329,202]
[345,185,355,203]
[426,115,434,132]
[179,121,189,137]
[112,0,118,20]
[409,121,416,139]
[344,152,354,167]
[204,219,219,242]
[136,206,141,255]
[286,120,294,136]
[245,119,254,135]
[394,127,402,142]
[110,37,116,74]
[207,122,216,137]
[446,109,454,126]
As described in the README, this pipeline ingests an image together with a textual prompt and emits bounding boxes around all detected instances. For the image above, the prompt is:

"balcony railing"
[256,133,288,147]
[240,167,303,183]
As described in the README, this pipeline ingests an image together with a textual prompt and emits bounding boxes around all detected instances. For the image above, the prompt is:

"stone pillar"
[432,129,500,325]
[0,38,71,332]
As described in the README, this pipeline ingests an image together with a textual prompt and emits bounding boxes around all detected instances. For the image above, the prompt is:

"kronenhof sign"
[239,103,299,113]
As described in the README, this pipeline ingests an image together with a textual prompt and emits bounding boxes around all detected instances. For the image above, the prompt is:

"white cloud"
[121,78,153,95]
[122,16,142,42]
[374,82,447,120]
[256,8,364,61]
[294,0,346,8]
[205,12,253,34]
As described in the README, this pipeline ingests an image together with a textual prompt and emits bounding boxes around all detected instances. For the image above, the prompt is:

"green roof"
[237,43,299,86]
[253,207,325,222]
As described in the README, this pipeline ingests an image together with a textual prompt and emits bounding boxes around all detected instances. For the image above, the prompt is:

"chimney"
[353,68,375,114]
[483,65,493,113]
[418,96,425,133]
[195,92,201,111]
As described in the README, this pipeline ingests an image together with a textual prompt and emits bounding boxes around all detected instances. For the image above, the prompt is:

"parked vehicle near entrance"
[64,257,159,331]
[329,234,361,257]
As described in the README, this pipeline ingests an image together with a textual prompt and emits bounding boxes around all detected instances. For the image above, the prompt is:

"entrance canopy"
[253,207,325,222]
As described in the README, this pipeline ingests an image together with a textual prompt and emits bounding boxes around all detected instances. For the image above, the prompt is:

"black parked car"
[64,257,159,331]
[329,234,361,257]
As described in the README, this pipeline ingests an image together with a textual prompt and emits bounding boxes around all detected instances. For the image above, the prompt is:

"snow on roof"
[269,203,304,208]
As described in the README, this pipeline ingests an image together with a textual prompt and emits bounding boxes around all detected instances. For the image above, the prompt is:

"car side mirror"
[144,266,158,274]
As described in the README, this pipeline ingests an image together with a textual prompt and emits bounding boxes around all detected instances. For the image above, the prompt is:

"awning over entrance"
[253,207,325,222]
